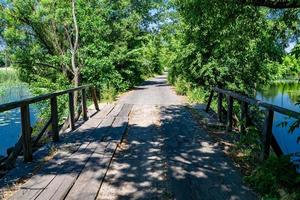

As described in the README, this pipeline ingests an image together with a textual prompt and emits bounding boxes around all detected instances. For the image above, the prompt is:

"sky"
[285,41,297,53]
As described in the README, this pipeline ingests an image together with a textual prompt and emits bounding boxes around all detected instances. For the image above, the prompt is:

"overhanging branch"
[240,0,300,9]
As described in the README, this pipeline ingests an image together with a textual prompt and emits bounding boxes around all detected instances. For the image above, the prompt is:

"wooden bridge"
[0,75,299,200]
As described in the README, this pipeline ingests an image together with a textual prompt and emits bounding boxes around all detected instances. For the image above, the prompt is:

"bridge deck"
[9,103,132,200]
[5,75,257,200]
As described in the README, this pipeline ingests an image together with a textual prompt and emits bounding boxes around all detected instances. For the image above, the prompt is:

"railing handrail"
[0,84,91,112]
[0,84,99,165]
[207,87,300,161]
[214,87,300,119]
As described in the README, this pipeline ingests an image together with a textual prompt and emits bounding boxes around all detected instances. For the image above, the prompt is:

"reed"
[0,68,19,84]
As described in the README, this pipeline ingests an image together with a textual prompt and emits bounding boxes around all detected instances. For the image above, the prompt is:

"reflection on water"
[0,84,37,156]
[256,81,300,155]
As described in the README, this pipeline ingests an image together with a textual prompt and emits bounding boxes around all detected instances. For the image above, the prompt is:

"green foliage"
[0,0,163,96]
[245,155,300,199]
[0,68,19,83]
[163,0,300,95]
[186,87,207,104]
[174,76,190,95]
[101,83,117,102]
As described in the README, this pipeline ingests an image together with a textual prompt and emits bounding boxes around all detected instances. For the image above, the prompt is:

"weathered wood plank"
[261,109,274,160]
[217,93,223,122]
[118,104,133,117]
[68,92,75,131]
[34,142,99,200]
[20,105,32,162]
[9,142,90,200]
[64,142,117,200]
[82,89,88,121]
[226,95,233,132]
[240,101,249,132]
[0,85,90,113]
[51,96,59,142]
[205,91,214,112]
[108,104,124,117]
[9,105,114,200]
[91,87,100,111]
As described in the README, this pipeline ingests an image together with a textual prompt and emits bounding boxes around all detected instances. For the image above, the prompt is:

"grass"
[173,76,209,104]
[0,68,19,83]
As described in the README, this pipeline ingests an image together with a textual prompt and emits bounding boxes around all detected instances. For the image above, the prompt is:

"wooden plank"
[105,117,129,142]
[214,87,300,119]
[64,142,117,200]
[34,142,99,200]
[240,101,249,132]
[271,133,283,156]
[32,105,118,200]
[226,95,233,132]
[0,85,90,113]
[20,104,32,162]
[68,92,75,130]
[82,89,88,121]
[9,106,113,200]
[9,142,91,200]
[205,91,214,112]
[261,109,274,160]
[217,93,223,122]
[91,87,100,111]
[33,118,52,147]
[51,96,59,142]
[108,104,124,117]
[118,104,133,117]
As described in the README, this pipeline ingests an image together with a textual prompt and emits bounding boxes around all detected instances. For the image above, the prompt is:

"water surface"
[0,83,37,156]
[256,81,300,155]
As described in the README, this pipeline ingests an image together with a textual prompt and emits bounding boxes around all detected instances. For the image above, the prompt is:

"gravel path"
[98,75,257,200]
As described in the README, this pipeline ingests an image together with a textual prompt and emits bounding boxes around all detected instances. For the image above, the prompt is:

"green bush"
[174,77,190,95]
[245,155,300,199]
[0,68,19,83]
[101,84,117,102]
[186,87,207,103]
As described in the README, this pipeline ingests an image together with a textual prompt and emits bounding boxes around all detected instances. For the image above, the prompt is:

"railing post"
[20,104,32,162]
[51,96,59,141]
[240,101,249,132]
[217,92,223,122]
[91,87,99,111]
[81,88,88,121]
[226,95,233,132]
[261,109,274,160]
[68,91,75,130]
[205,91,214,112]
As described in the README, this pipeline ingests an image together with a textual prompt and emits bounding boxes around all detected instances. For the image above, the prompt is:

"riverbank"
[171,77,300,199]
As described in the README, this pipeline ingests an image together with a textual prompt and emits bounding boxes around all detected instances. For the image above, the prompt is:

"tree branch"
[240,0,300,9]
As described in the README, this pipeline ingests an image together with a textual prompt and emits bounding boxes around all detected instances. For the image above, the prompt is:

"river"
[0,83,38,156]
[256,81,300,155]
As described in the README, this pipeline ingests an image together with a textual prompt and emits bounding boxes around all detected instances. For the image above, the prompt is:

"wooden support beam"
[205,91,214,112]
[33,118,52,147]
[51,96,59,141]
[20,105,32,162]
[226,95,233,132]
[91,87,99,111]
[217,93,223,122]
[68,92,75,130]
[240,101,249,132]
[82,89,88,121]
[261,109,274,160]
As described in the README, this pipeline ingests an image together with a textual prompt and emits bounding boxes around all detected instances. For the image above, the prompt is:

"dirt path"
[98,75,257,200]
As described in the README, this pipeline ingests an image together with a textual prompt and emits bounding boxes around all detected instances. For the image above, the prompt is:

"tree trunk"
[71,0,80,112]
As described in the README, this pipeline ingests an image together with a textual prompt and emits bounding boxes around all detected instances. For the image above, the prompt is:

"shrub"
[245,155,300,199]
